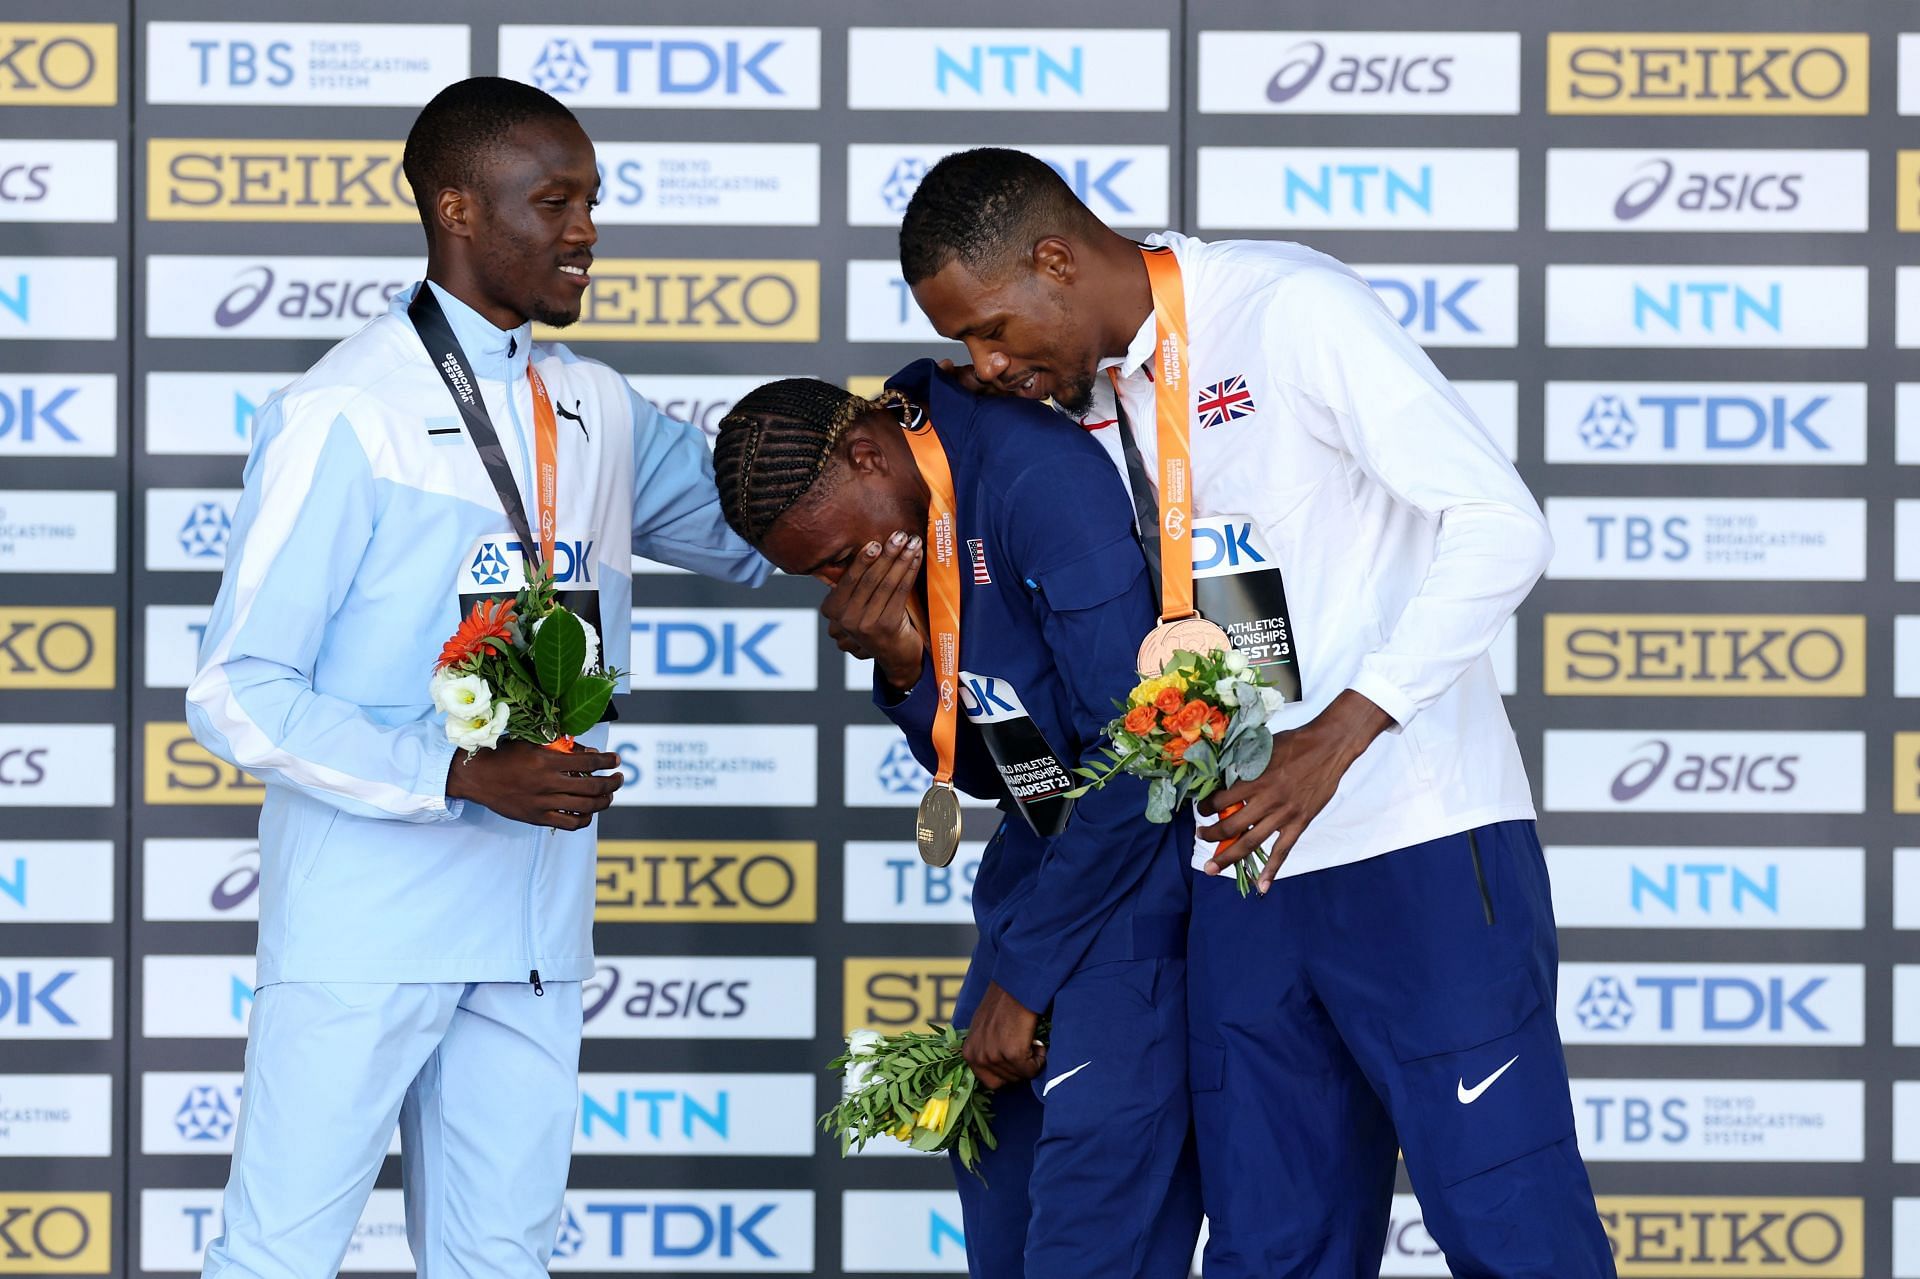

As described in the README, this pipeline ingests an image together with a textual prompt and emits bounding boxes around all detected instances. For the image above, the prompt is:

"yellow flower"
[1128,671,1190,708]
[890,1121,915,1141]
[916,1094,950,1132]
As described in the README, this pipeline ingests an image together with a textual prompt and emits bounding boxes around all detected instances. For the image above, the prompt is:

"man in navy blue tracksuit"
[709,361,1200,1278]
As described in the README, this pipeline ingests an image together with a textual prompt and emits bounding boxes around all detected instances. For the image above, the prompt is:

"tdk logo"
[875,740,927,795]
[529,36,787,97]
[1578,392,1829,454]
[1193,522,1267,571]
[936,44,1083,97]
[548,1195,798,1262]
[469,543,511,587]
[0,385,79,443]
[174,1084,238,1143]
[632,621,777,677]
[0,969,73,1024]
[177,501,232,560]
[467,538,593,588]
[1266,40,1453,103]
[1371,274,1481,332]
[880,155,1134,217]
[1574,973,1826,1033]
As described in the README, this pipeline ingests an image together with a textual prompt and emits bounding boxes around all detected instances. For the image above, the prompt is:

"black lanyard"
[1112,396,1165,614]
[407,283,541,567]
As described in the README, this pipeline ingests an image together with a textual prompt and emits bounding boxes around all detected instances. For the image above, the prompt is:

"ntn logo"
[936,44,1081,95]
[1631,862,1777,913]
[580,1088,727,1140]
[1286,163,1431,213]
[1635,281,1779,331]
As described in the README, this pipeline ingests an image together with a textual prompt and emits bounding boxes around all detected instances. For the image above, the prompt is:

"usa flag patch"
[967,538,992,584]
[1197,374,1256,428]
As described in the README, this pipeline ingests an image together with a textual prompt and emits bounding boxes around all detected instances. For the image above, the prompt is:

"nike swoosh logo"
[1043,1061,1093,1097]
[1457,1055,1520,1105]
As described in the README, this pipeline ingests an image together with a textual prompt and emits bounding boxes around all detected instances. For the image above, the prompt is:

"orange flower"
[1123,705,1158,736]
[544,735,575,753]
[437,597,517,671]
[1204,708,1229,740]
[1168,699,1210,741]
[1163,737,1191,763]
[1152,686,1185,714]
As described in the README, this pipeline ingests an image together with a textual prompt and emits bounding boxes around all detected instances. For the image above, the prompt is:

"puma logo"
[555,399,588,439]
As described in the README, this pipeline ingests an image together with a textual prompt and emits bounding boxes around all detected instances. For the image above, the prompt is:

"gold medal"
[1136,615,1234,677]
[916,782,963,867]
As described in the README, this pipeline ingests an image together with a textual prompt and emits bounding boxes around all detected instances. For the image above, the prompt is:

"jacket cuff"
[1346,668,1416,731]
[988,946,1065,1016]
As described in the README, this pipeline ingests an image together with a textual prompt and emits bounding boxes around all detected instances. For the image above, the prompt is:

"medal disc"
[916,783,963,867]
[1137,615,1234,677]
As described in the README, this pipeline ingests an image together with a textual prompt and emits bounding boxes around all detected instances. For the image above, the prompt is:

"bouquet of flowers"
[430,570,620,754]
[821,1023,1043,1180]
[1068,648,1284,895]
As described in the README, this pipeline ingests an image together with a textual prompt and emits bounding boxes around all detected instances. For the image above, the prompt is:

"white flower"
[447,701,511,752]
[1212,678,1241,709]
[532,611,602,675]
[847,1029,883,1058]
[431,670,492,718]
[1258,685,1288,716]
[1223,649,1251,676]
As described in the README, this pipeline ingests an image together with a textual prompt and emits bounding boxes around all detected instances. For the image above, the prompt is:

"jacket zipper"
[526,830,548,995]
[1467,829,1496,926]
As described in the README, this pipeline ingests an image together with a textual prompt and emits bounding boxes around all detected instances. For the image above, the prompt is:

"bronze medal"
[1136,615,1233,677]
[916,782,963,867]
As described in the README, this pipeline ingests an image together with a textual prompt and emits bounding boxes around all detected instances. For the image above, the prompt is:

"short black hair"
[403,76,579,232]
[899,147,1100,286]
[713,379,875,545]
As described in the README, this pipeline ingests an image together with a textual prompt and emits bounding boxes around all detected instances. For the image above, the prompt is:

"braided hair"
[714,378,888,545]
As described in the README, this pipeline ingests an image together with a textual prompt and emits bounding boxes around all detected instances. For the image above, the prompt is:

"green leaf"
[531,607,585,699]
[558,676,615,738]
[1183,739,1216,773]
[1227,729,1274,783]
[1145,775,1176,824]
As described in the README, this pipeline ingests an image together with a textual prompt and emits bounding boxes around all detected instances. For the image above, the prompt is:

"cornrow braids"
[713,378,883,545]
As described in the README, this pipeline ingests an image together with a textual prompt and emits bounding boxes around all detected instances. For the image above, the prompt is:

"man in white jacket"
[185,78,768,1277]
[899,149,1612,1279]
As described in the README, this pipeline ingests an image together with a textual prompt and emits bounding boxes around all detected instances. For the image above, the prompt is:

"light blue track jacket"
[186,283,769,985]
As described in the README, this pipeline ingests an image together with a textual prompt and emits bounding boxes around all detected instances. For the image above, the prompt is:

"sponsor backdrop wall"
[3,0,1917,1274]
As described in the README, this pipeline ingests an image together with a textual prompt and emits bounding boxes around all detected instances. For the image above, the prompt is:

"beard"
[1049,364,1098,415]
[528,296,580,328]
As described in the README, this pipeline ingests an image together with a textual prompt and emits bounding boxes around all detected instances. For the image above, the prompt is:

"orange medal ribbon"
[1141,246,1197,624]
[895,409,962,787]
[526,363,559,569]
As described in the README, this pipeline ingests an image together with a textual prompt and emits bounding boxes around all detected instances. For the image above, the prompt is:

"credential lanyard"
[1138,247,1197,624]
[895,405,962,788]
[408,283,558,569]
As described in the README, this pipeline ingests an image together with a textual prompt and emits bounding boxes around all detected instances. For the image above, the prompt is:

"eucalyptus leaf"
[1227,727,1274,782]
[1145,775,1176,824]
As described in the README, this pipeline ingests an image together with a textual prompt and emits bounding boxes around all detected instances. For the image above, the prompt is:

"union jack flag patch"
[1196,374,1256,428]
[967,538,992,584]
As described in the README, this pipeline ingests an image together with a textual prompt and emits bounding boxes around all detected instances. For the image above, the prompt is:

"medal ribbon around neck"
[1131,247,1232,676]
[1141,245,1197,624]
[526,363,559,569]
[892,398,962,789]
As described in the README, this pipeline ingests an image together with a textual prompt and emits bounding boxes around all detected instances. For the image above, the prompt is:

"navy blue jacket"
[876,360,1191,1015]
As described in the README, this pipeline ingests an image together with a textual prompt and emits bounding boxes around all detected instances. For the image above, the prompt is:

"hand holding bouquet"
[431,570,621,755]
[1069,647,1285,895]
[822,1023,1044,1180]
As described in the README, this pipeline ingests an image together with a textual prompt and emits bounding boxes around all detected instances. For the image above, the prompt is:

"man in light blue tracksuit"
[184,79,767,1277]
